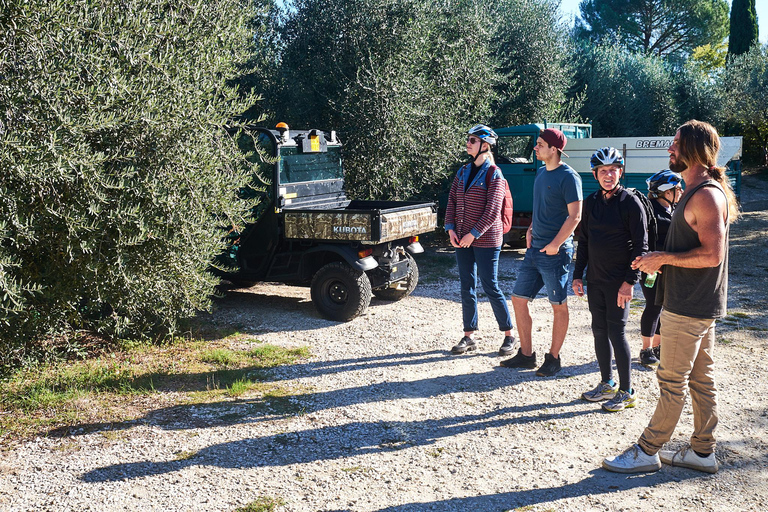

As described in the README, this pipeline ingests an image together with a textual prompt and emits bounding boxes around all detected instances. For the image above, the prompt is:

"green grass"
[235,496,285,512]
[200,348,243,367]
[0,340,311,443]
[173,450,198,461]
[249,345,310,368]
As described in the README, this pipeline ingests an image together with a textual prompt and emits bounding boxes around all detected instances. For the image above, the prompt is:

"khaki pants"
[638,310,718,455]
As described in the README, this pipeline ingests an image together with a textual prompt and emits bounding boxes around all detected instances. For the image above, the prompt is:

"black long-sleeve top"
[651,198,672,249]
[573,186,648,285]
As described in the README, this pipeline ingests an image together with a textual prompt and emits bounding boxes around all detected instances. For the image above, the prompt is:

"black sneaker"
[536,352,561,377]
[498,335,518,356]
[500,348,537,368]
[640,348,660,368]
[451,336,476,355]
[653,345,660,360]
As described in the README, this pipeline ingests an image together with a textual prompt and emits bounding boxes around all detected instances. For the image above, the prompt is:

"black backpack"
[623,188,658,251]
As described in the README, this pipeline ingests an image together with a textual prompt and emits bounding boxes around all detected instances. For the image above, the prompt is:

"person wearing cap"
[500,128,582,377]
[444,125,516,356]
[572,147,648,412]
[638,170,684,368]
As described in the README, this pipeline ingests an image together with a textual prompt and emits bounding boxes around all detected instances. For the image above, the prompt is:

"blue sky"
[559,0,768,44]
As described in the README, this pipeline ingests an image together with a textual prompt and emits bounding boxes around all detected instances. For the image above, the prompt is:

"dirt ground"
[1,171,767,512]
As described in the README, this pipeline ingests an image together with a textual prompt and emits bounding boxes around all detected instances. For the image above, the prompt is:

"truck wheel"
[311,262,372,321]
[372,253,419,301]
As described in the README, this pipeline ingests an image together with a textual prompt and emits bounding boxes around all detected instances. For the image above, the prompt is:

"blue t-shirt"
[531,163,582,249]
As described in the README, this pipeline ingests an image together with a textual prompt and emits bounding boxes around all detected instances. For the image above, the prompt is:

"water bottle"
[644,272,657,287]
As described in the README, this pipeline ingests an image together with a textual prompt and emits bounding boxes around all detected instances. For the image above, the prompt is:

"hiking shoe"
[602,388,637,412]
[535,352,561,377]
[659,445,718,474]
[603,444,661,473]
[451,336,476,355]
[498,335,518,356]
[500,348,537,369]
[640,348,660,368]
[582,381,619,402]
[653,345,661,360]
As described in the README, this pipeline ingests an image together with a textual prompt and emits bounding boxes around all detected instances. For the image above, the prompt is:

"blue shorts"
[512,246,573,305]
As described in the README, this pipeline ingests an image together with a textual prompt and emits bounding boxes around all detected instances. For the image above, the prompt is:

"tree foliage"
[575,0,729,59]
[570,43,719,137]
[265,0,577,200]
[0,0,264,366]
[728,0,759,58]
[721,44,768,165]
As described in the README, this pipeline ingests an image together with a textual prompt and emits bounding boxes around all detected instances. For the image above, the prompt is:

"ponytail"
[706,165,740,224]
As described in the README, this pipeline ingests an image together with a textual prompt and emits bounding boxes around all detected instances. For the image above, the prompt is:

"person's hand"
[459,233,475,248]
[617,282,633,309]
[631,252,666,274]
[448,230,460,248]
[539,242,560,256]
[572,279,585,297]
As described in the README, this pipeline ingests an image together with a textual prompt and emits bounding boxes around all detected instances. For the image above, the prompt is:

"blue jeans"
[455,246,513,333]
[511,245,573,305]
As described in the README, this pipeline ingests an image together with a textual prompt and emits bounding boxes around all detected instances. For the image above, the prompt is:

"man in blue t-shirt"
[501,128,582,377]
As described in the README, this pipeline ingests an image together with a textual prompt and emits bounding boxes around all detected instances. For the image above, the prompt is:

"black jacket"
[574,186,648,285]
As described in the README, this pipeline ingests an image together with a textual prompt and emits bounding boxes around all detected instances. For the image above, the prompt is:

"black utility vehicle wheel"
[311,262,372,321]
[372,253,419,301]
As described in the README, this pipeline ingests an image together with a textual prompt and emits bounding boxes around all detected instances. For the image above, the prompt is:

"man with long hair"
[603,120,738,474]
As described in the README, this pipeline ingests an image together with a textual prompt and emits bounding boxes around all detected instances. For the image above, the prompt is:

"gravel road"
[1,173,767,512]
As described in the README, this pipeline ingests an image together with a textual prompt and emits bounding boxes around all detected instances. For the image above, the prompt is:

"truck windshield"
[495,136,535,164]
[279,146,343,184]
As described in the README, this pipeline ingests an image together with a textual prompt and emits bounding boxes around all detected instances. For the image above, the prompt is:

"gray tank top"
[657,180,729,319]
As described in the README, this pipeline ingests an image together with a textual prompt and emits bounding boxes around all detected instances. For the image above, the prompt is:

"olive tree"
[721,44,768,165]
[0,0,265,366]
[267,0,576,200]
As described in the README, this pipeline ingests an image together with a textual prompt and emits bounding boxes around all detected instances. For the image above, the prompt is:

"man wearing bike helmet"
[638,170,683,368]
[572,147,648,412]
[501,128,582,377]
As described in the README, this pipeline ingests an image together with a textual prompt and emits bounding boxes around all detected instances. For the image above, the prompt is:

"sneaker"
[602,388,637,412]
[450,336,476,355]
[535,352,561,377]
[603,444,661,473]
[500,348,537,369]
[582,381,619,402]
[653,345,661,360]
[640,348,660,368]
[659,445,718,474]
[498,335,518,356]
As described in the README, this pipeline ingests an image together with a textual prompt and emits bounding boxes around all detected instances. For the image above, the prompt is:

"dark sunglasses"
[467,137,480,144]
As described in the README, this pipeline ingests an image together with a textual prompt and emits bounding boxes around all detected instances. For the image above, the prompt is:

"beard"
[669,158,686,173]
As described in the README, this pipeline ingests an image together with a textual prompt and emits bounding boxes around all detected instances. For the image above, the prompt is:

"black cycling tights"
[587,281,632,392]
[640,280,662,338]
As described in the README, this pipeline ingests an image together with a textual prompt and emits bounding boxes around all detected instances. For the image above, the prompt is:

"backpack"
[485,165,513,234]
[623,188,658,251]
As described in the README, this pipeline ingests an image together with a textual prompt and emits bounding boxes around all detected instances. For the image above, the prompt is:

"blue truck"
[489,122,743,246]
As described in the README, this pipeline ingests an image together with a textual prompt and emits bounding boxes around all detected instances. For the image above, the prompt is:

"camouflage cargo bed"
[283,200,437,243]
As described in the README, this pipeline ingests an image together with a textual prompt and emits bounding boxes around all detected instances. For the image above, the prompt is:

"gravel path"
[1,174,767,511]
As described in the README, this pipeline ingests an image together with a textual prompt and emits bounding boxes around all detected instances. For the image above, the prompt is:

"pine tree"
[728,0,759,57]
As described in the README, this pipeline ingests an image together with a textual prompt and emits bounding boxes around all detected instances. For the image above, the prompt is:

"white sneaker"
[603,444,661,473]
[659,445,718,474]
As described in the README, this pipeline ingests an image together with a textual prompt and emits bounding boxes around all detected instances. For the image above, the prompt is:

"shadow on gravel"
[80,398,594,483]
[368,468,700,512]
[50,356,600,438]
